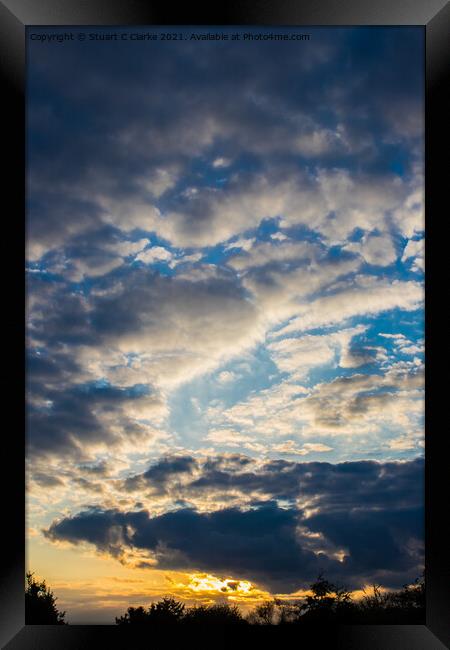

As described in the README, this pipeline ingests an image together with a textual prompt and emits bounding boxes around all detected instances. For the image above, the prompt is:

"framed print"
[1,1,449,648]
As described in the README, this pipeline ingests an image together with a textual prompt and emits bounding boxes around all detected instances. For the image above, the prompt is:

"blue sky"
[26,26,424,619]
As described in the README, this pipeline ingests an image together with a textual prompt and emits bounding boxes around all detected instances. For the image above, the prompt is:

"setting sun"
[182,573,254,594]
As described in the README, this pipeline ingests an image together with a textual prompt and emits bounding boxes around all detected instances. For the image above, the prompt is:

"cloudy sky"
[26,26,424,623]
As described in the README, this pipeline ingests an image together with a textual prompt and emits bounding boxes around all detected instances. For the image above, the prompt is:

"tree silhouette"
[248,598,304,625]
[115,605,151,625]
[294,574,354,623]
[148,597,185,624]
[247,600,277,625]
[391,574,425,611]
[116,597,185,625]
[357,574,425,623]
[25,572,67,625]
[183,603,246,625]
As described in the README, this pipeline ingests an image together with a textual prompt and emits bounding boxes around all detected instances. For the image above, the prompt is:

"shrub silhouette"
[390,575,425,611]
[183,603,246,625]
[293,574,356,624]
[247,598,305,625]
[356,574,425,624]
[25,572,67,625]
[247,600,278,625]
[116,597,185,625]
[115,605,151,625]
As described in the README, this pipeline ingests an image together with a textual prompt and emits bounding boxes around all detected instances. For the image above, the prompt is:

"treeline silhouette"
[115,574,425,626]
[25,572,425,625]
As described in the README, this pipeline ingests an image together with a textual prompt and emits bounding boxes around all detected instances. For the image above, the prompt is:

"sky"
[26,26,424,623]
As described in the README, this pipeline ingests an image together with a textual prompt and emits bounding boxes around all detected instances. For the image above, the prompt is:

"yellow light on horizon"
[180,573,254,595]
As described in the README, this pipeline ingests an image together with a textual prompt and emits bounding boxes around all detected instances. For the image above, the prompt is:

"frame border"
[1,1,449,647]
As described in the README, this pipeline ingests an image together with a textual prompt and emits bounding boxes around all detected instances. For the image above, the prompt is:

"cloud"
[207,356,423,445]
[28,266,262,376]
[271,232,288,242]
[379,333,424,358]
[402,237,424,272]
[27,28,423,260]
[216,371,238,384]
[276,276,423,335]
[387,432,423,451]
[241,252,361,327]
[138,167,179,198]
[279,168,408,245]
[224,237,256,253]
[26,354,167,459]
[270,441,333,456]
[228,239,319,272]
[148,166,416,249]
[391,170,424,239]
[123,455,197,494]
[267,325,368,379]
[202,431,333,458]
[135,245,174,265]
[344,232,397,267]
[203,429,264,454]
[27,225,150,281]
[212,157,231,168]
[45,456,424,592]
[294,127,345,156]
[106,238,150,257]
[26,265,267,459]
[294,367,424,437]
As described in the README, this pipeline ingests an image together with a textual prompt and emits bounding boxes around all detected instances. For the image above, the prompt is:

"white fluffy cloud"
[148,167,413,249]
[228,240,319,271]
[276,276,423,335]
[207,361,423,446]
[402,237,424,272]
[271,440,333,456]
[391,171,424,239]
[138,167,179,198]
[135,246,174,265]
[268,326,367,380]
[344,232,397,267]
[212,157,231,168]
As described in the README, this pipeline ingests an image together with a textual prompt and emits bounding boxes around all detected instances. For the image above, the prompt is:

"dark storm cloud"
[305,506,423,576]
[124,455,197,493]
[45,502,337,591]
[45,457,424,591]
[122,453,423,511]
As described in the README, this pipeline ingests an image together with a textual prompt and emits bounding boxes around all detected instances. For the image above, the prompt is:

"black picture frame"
[2,1,448,647]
